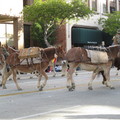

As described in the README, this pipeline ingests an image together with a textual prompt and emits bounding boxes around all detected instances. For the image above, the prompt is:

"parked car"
[55,65,62,72]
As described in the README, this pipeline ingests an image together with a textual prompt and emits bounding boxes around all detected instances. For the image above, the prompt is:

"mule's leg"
[1,70,12,89]
[37,74,42,88]
[100,71,107,85]
[116,70,119,76]
[12,70,22,90]
[67,68,74,91]
[17,70,21,80]
[52,64,56,77]
[74,69,78,76]
[103,69,114,89]
[61,62,67,77]
[0,63,12,89]
[38,70,48,91]
[67,63,79,91]
[29,72,33,79]
[88,71,98,90]
[34,70,39,77]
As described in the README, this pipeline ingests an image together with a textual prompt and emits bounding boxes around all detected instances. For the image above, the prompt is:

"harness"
[2,47,9,59]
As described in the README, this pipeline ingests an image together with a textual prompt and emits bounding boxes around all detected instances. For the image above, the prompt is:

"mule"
[0,43,10,73]
[113,57,120,76]
[0,46,65,91]
[65,45,120,91]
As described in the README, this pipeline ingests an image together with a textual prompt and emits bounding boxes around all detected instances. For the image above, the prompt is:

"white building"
[64,0,120,51]
[0,0,119,50]
[0,0,33,49]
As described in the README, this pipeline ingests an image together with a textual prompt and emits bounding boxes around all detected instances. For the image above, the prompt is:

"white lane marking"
[13,105,80,120]
[13,104,120,120]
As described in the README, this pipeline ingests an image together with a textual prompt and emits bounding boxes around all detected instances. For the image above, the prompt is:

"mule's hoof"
[18,88,22,91]
[61,74,65,77]
[39,86,43,91]
[110,87,115,89]
[116,73,118,76]
[68,87,74,91]
[66,86,70,89]
[72,83,75,89]
[88,86,93,90]
[102,81,105,85]
[72,86,75,90]
[3,86,7,89]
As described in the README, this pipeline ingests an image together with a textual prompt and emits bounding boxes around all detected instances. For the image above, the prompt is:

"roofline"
[0,14,18,23]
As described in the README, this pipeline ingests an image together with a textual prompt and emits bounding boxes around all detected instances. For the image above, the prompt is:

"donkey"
[65,45,120,91]
[0,46,65,91]
[0,43,10,73]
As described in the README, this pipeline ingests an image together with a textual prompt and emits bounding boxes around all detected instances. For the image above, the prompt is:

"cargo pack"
[18,47,42,59]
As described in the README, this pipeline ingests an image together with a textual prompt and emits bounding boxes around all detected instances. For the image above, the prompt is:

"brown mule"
[0,46,65,91]
[65,45,120,91]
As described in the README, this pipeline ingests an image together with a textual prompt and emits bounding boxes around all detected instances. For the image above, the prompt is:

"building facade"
[0,0,120,50]
[56,0,120,51]
[0,0,33,49]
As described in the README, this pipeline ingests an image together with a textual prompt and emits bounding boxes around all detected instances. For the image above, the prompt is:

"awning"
[72,27,103,45]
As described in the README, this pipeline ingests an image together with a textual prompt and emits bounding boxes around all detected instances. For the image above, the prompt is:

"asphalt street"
[0,68,120,120]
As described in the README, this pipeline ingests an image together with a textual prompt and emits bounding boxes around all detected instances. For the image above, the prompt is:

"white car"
[55,65,62,72]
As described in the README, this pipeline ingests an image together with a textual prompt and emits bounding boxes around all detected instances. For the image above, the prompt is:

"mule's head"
[4,45,17,54]
[107,45,120,60]
[55,46,66,60]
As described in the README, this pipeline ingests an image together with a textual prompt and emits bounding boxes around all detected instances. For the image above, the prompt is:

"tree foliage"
[31,21,56,48]
[98,11,120,36]
[23,0,92,47]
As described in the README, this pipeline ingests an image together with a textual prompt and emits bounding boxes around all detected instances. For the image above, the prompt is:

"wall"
[65,0,114,51]
[0,0,24,49]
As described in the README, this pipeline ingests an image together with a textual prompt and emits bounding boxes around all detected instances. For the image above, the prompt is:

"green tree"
[23,0,92,47]
[98,11,120,36]
[31,21,56,48]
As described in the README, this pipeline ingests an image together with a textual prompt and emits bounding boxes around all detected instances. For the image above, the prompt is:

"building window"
[23,0,28,6]
[103,0,107,13]
[119,0,120,11]
[110,0,116,13]
[0,23,13,46]
[23,0,34,6]
[92,0,97,11]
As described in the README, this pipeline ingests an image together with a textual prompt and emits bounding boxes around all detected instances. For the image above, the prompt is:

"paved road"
[0,68,120,120]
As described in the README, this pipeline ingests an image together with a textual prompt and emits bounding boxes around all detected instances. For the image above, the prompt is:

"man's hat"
[117,29,120,33]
